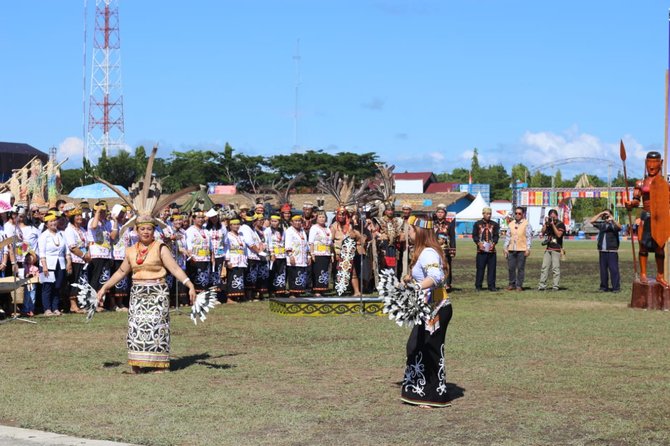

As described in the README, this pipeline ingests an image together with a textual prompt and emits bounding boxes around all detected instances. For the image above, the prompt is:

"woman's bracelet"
[182,277,192,286]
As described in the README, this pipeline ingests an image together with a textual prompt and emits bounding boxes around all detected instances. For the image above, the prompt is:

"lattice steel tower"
[86,0,125,163]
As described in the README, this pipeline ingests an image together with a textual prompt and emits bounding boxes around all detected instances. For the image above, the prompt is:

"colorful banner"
[516,188,627,207]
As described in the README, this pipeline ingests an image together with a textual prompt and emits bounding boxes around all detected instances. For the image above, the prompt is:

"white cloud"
[429,151,445,163]
[518,128,646,176]
[58,136,84,160]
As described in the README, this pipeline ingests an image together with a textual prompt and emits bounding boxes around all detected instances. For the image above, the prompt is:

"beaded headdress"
[408,215,433,229]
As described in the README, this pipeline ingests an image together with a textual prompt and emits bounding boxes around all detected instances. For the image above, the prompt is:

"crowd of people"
[0,197,461,318]
[473,205,622,293]
[0,193,629,319]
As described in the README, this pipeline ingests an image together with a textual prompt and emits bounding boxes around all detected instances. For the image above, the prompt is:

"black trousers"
[445,255,453,288]
[599,251,620,291]
[475,252,496,290]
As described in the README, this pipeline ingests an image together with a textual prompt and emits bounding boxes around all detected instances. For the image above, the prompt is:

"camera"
[541,238,550,246]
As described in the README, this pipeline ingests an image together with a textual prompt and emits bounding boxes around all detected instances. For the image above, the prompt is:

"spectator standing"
[39,211,72,316]
[21,252,39,317]
[434,205,456,291]
[87,201,118,308]
[206,208,227,302]
[63,204,90,313]
[224,218,248,302]
[285,215,311,297]
[185,210,212,295]
[264,215,287,297]
[472,207,499,291]
[589,209,621,292]
[537,209,566,291]
[503,207,533,291]
[110,204,130,311]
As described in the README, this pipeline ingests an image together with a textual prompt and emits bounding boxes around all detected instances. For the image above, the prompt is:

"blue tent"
[67,183,129,199]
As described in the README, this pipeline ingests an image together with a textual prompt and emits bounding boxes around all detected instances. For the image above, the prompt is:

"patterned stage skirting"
[269,297,384,316]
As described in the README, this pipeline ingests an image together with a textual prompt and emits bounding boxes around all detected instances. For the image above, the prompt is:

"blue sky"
[1,0,670,179]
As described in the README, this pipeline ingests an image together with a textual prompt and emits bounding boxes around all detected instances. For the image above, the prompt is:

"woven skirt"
[127,282,170,369]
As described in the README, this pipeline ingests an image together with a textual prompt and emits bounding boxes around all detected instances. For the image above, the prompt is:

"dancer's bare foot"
[640,274,648,284]
[656,275,669,287]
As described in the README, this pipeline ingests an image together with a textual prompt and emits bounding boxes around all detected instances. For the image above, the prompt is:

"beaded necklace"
[135,241,155,265]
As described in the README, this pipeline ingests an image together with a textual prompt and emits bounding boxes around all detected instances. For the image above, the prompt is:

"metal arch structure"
[529,157,617,174]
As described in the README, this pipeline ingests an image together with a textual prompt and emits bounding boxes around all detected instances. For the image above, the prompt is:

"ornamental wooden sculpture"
[625,150,670,287]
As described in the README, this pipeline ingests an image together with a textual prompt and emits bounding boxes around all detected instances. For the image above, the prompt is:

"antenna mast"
[293,38,301,150]
[86,0,125,164]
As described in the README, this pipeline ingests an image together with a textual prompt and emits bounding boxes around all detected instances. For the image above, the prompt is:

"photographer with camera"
[537,209,565,291]
[589,209,621,292]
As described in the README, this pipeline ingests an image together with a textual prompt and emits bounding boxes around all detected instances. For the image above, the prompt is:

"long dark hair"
[409,225,448,273]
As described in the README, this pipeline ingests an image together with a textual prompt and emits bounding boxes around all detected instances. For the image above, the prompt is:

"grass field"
[1,240,669,446]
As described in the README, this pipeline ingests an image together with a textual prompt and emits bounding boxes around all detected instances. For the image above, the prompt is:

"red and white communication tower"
[86,0,125,163]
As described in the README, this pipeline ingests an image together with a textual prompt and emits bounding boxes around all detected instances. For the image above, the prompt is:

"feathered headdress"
[317,172,381,212]
[262,173,304,209]
[240,192,272,210]
[375,163,396,212]
[95,146,198,235]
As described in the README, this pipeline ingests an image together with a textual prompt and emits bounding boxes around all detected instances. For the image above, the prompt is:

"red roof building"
[394,172,438,193]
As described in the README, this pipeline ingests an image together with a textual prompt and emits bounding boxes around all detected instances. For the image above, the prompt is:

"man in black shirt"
[589,209,621,292]
[538,209,565,291]
[473,207,499,291]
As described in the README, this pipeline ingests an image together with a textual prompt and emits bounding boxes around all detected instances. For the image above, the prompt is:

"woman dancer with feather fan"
[95,147,197,373]
[398,215,453,408]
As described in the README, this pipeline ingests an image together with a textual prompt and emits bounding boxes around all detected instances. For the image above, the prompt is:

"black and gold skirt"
[127,282,170,369]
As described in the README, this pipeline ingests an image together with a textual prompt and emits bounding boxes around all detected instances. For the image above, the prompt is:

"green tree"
[611,170,639,188]
[95,148,141,188]
[267,150,378,191]
[60,168,88,194]
[554,169,563,188]
[571,197,608,223]
[436,168,469,183]
[529,170,552,187]
[470,148,481,181]
[478,164,511,200]
[162,150,221,193]
[510,163,530,183]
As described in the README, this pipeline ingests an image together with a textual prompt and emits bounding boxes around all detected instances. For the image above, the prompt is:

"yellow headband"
[43,212,59,222]
[93,201,108,211]
[136,214,156,226]
[229,219,241,224]
[66,207,82,217]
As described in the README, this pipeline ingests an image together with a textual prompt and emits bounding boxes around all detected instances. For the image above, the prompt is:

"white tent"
[455,192,489,220]
[454,192,490,234]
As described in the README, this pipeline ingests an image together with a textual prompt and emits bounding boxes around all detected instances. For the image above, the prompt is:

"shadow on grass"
[170,352,240,372]
[103,361,123,368]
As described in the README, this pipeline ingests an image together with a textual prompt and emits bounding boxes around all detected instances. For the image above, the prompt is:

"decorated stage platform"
[269,296,384,316]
